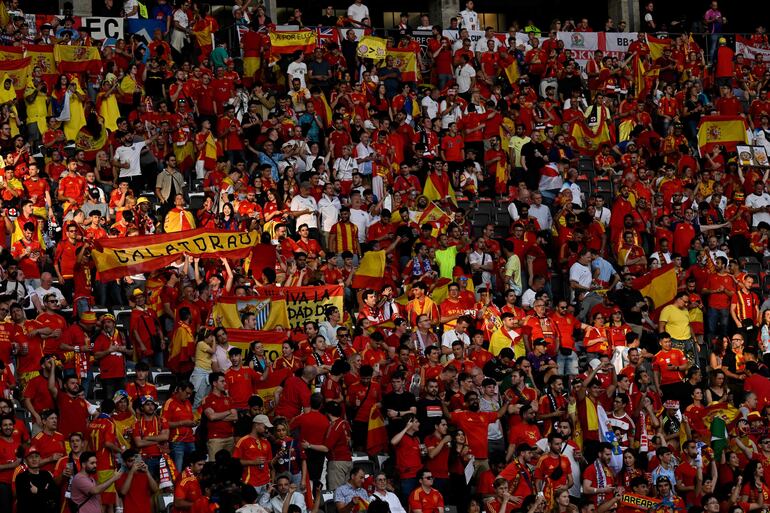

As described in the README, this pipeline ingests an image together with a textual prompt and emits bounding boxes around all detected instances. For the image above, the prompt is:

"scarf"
[412,256,433,276]
[594,460,608,503]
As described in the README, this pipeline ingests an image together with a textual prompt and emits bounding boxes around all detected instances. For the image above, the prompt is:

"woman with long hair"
[705,369,729,404]
[549,488,578,513]
[217,202,239,231]
[740,460,770,504]
[584,312,610,358]
[447,429,473,509]
[683,387,709,441]
[271,417,306,486]
[94,150,117,193]
[618,449,645,489]
[279,166,299,209]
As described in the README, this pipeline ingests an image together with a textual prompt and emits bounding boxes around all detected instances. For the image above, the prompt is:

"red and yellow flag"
[631,262,677,312]
[697,115,748,154]
[366,404,388,456]
[53,45,102,74]
[646,35,672,61]
[417,202,451,235]
[503,58,520,85]
[423,172,457,206]
[387,49,420,82]
[269,29,316,54]
[226,328,288,359]
[0,57,31,98]
[241,31,262,86]
[24,44,57,89]
[352,250,386,289]
[0,45,23,61]
[569,118,614,156]
[92,229,260,280]
[212,291,290,331]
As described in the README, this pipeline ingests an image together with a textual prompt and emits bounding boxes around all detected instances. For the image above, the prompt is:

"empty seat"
[189,192,205,211]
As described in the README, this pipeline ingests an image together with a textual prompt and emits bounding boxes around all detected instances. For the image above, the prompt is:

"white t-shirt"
[349,208,370,243]
[529,203,553,230]
[34,286,65,306]
[318,195,340,232]
[439,99,463,129]
[475,36,500,54]
[114,141,146,178]
[455,63,476,94]
[347,2,369,22]
[173,8,188,29]
[746,193,770,226]
[441,330,471,352]
[334,156,357,182]
[289,194,318,229]
[421,96,439,120]
[287,61,308,89]
[569,262,593,290]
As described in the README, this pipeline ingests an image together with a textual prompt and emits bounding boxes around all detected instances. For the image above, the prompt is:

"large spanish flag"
[0,57,31,98]
[630,262,677,311]
[352,250,386,289]
[92,229,260,280]
[569,118,614,156]
[25,44,57,88]
[53,45,102,74]
[697,115,748,155]
[269,29,317,54]
[203,132,218,169]
[387,49,420,82]
[423,172,457,206]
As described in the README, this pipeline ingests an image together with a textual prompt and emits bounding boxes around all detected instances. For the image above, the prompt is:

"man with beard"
[70,451,123,513]
[534,431,573,501]
[582,442,617,505]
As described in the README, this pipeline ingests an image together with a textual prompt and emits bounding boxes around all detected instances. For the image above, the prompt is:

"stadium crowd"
[2,0,770,512]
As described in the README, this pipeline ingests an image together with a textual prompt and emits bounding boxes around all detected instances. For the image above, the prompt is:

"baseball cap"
[26,446,40,457]
[252,414,273,427]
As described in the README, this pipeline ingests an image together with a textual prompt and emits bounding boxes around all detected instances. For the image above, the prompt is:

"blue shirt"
[258,151,285,181]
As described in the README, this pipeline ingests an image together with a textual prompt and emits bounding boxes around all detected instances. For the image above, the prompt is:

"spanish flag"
[646,35,672,61]
[53,45,102,74]
[25,45,58,89]
[168,320,195,374]
[387,49,420,82]
[75,123,109,161]
[352,250,386,289]
[357,36,387,60]
[569,118,614,156]
[366,404,388,456]
[422,171,457,206]
[697,115,748,155]
[417,202,452,235]
[256,366,293,414]
[241,31,262,86]
[309,91,333,128]
[203,132,218,169]
[702,402,740,460]
[630,263,677,312]
[269,29,316,54]
[0,45,22,61]
[0,58,31,99]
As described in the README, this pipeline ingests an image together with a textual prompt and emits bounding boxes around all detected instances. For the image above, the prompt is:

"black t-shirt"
[609,287,644,325]
[416,396,444,438]
[15,470,58,509]
[520,141,547,171]
[382,390,417,436]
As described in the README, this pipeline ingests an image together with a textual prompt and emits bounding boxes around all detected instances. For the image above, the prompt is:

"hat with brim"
[253,414,273,427]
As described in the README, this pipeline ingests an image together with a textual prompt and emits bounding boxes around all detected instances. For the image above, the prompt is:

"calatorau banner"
[92,229,259,280]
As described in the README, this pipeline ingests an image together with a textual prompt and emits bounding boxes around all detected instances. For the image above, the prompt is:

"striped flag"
[240,29,263,86]
[269,29,316,54]
[569,117,614,156]
[53,45,102,74]
[213,293,289,330]
[631,263,677,313]
[387,49,420,82]
[366,404,388,456]
[0,57,31,98]
[352,250,386,289]
[646,35,672,60]
[697,115,749,155]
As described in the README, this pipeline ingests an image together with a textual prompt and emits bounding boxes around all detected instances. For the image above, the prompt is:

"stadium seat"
[578,156,594,172]
[189,192,205,211]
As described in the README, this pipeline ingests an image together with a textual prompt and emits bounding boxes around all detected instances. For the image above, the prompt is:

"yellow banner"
[269,30,317,54]
[357,36,387,60]
[92,229,259,280]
